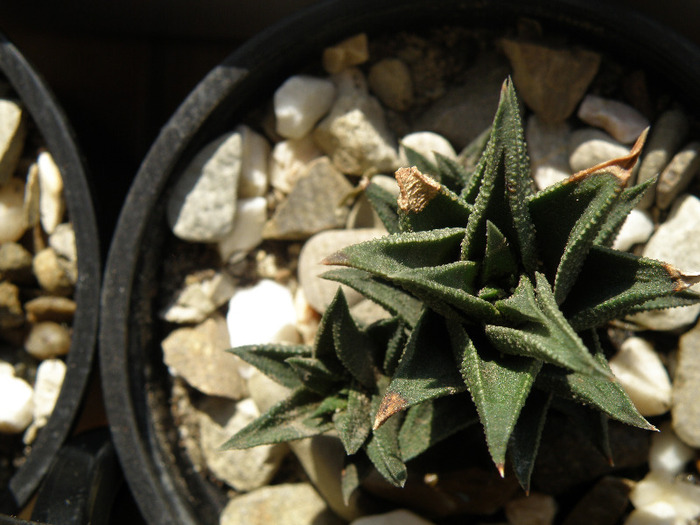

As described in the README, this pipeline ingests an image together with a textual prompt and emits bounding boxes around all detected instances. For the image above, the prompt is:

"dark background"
[0,0,699,522]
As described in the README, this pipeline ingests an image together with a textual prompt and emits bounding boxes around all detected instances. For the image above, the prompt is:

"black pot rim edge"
[99,1,700,524]
[0,32,101,513]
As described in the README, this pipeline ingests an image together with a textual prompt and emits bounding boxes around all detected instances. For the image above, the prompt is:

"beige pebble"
[33,247,74,295]
[24,321,72,359]
[0,177,28,243]
[24,296,76,323]
[323,33,369,74]
[37,150,65,234]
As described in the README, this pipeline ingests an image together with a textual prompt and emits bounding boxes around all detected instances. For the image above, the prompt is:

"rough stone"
[526,115,571,189]
[48,223,77,264]
[313,69,399,175]
[568,128,629,173]
[217,197,267,259]
[162,314,248,399]
[399,131,456,166]
[655,141,700,210]
[24,321,72,360]
[368,58,414,111]
[0,177,27,243]
[561,476,632,525]
[197,397,287,492]
[648,422,695,475]
[632,195,700,330]
[24,358,66,443]
[219,483,342,525]
[350,509,435,525]
[161,271,236,324]
[24,296,76,323]
[672,323,700,447]
[274,76,336,140]
[611,209,654,252]
[37,151,65,235]
[577,94,649,144]
[0,99,26,185]
[323,33,369,74]
[636,109,689,208]
[269,136,322,193]
[166,132,241,242]
[501,38,601,123]
[298,228,385,313]
[0,371,33,434]
[0,242,33,283]
[263,157,354,240]
[226,279,300,347]
[0,280,24,329]
[236,125,270,198]
[628,471,700,524]
[23,162,40,228]
[504,493,557,525]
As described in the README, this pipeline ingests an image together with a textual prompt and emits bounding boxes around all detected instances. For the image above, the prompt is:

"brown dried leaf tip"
[396,166,441,213]
[570,127,649,184]
[662,263,700,292]
[373,391,408,430]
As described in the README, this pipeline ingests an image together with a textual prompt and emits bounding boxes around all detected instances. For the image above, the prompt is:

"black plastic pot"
[0,33,101,514]
[99,1,700,523]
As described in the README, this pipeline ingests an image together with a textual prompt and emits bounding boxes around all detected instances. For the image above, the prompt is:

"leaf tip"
[496,463,505,478]
[322,250,351,266]
[373,391,408,430]
[662,263,700,291]
[395,166,441,213]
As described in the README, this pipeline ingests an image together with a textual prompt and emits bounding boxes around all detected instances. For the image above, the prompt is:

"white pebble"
[612,209,655,251]
[629,471,700,524]
[37,150,65,234]
[48,223,77,263]
[226,279,300,347]
[269,137,322,193]
[161,272,236,324]
[32,358,66,422]
[625,502,676,525]
[350,509,436,525]
[0,373,34,433]
[609,337,672,416]
[649,422,695,476]
[0,177,27,243]
[274,75,336,139]
[399,131,456,166]
[218,197,268,259]
[578,94,649,144]
[236,125,270,198]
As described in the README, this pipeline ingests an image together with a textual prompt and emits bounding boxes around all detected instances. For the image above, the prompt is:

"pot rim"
[99,1,700,523]
[0,31,101,513]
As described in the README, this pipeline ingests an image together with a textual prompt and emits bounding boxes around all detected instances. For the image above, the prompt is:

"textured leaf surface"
[286,356,341,395]
[595,178,655,247]
[435,152,472,192]
[367,396,407,487]
[229,344,311,389]
[509,390,551,492]
[334,388,372,455]
[365,181,400,234]
[332,295,378,390]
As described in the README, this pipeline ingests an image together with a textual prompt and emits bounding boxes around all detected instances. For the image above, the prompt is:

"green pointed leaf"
[509,390,551,493]
[222,388,332,449]
[310,392,348,418]
[229,344,311,389]
[488,273,612,378]
[447,320,541,472]
[482,220,519,285]
[341,455,372,505]
[399,394,478,462]
[321,268,422,328]
[286,356,342,395]
[375,310,466,429]
[313,291,351,376]
[366,396,407,487]
[363,317,409,376]
[334,387,372,455]
[595,177,656,247]
[365,181,400,234]
[564,246,700,331]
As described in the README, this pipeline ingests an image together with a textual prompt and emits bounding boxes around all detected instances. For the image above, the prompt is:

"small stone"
[247,368,290,414]
[162,315,248,399]
[217,197,267,259]
[236,125,270,198]
[526,115,572,189]
[323,33,369,74]
[504,493,557,525]
[313,69,399,175]
[161,271,237,324]
[298,228,385,314]
[611,209,654,252]
[263,157,354,240]
[48,223,77,263]
[37,151,65,234]
[346,193,387,231]
[399,131,456,166]
[274,76,336,140]
[625,502,676,525]
[608,337,671,416]
[269,136,322,193]
[23,162,39,227]
[0,177,27,243]
[24,321,72,360]
[198,397,287,491]
[219,483,342,525]
[628,471,700,524]
[370,174,400,197]
[226,279,299,347]
[648,422,695,475]
[33,247,75,296]
[368,58,414,111]
[655,142,700,210]
[632,195,700,330]
[501,39,601,123]
[0,99,27,185]
[0,372,33,433]
[568,129,629,173]
[166,132,241,242]
[577,94,649,144]
[28,358,66,433]
[561,476,632,525]
[0,242,33,283]
[636,109,689,208]
[0,280,24,329]
[23,296,76,323]
[350,509,435,525]
[672,323,700,447]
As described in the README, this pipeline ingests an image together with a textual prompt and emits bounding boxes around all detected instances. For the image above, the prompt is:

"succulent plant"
[224,79,700,496]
